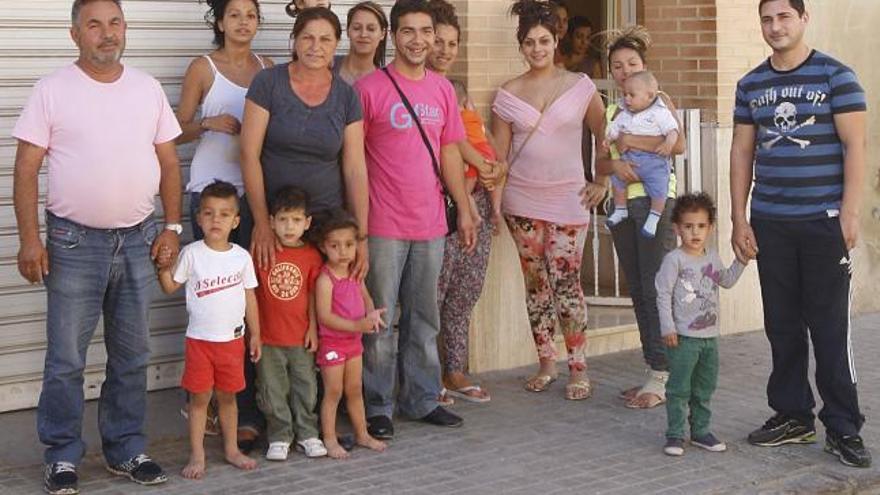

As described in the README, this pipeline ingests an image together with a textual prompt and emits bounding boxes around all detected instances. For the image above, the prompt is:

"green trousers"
[665,336,719,439]
[256,345,319,443]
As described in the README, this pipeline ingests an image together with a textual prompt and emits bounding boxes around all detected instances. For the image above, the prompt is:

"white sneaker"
[265,442,290,461]
[296,437,328,458]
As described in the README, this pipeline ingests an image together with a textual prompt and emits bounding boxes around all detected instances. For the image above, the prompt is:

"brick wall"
[450,0,522,118]
[450,0,769,124]
[637,0,719,122]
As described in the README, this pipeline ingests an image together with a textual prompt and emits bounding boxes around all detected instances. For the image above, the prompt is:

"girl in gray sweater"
[655,192,746,456]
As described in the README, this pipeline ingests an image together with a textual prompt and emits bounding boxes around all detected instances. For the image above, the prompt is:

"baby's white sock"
[606,207,628,227]
[641,210,662,238]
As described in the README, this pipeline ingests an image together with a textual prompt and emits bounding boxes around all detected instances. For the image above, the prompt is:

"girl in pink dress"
[491,0,607,401]
[314,212,388,459]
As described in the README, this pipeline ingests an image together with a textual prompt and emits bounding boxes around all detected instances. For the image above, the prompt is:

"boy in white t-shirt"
[157,181,262,479]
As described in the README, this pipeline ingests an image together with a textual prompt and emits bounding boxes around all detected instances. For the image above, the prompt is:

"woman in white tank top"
[176,0,273,242]
[174,0,273,454]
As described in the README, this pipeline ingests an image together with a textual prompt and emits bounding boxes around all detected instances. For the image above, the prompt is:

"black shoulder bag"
[381,67,458,235]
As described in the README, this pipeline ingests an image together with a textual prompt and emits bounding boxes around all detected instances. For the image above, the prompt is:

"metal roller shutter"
[0,0,391,412]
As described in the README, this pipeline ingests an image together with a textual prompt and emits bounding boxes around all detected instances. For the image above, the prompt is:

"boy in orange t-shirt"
[254,187,327,461]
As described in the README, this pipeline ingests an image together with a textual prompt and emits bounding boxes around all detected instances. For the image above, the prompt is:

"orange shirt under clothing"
[461,108,497,179]
[255,244,323,347]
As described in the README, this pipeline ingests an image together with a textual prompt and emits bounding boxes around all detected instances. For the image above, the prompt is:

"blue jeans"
[363,236,445,419]
[38,212,158,466]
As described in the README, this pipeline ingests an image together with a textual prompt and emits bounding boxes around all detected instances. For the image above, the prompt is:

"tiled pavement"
[2,314,880,494]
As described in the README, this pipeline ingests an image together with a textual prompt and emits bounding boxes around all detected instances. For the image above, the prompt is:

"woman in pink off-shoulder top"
[492,0,607,402]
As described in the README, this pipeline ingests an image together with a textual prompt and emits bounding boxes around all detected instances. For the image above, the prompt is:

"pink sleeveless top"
[492,74,595,225]
[318,266,365,341]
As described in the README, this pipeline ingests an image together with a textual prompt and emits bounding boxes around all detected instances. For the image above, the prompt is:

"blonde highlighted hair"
[601,25,652,61]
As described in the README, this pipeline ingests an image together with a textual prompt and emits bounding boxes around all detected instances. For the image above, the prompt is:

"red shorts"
[316,337,363,367]
[181,337,246,393]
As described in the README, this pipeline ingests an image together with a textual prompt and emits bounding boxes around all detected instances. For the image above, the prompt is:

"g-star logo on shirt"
[194,273,243,298]
[268,262,303,301]
[390,102,442,129]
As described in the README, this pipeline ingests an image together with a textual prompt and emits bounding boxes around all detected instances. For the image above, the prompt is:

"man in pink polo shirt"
[355,0,475,440]
[12,1,182,493]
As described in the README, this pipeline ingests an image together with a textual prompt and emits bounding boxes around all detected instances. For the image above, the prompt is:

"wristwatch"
[165,223,183,235]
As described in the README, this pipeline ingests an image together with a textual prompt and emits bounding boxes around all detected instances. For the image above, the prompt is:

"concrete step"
[555,305,641,358]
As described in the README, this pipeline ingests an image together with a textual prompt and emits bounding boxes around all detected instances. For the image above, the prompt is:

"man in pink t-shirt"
[11,1,181,492]
[354,0,475,438]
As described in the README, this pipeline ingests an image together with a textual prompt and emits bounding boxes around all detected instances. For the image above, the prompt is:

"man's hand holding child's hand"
[155,245,173,270]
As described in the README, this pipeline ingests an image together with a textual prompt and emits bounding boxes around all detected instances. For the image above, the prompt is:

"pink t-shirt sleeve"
[439,79,465,146]
[153,80,182,145]
[12,80,51,149]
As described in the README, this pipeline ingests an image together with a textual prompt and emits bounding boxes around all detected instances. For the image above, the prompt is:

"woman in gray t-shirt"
[241,7,369,276]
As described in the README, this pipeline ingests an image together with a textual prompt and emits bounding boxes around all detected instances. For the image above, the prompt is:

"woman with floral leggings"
[492,0,607,400]
[428,0,503,404]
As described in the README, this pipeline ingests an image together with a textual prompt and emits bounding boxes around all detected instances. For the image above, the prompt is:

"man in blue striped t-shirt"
[730,0,869,469]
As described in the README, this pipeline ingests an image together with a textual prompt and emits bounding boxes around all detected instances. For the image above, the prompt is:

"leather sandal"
[565,378,592,400]
[524,374,558,392]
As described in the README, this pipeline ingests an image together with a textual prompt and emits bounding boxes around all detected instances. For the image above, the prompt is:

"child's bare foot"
[356,434,387,453]
[225,450,257,471]
[325,440,349,460]
[181,455,206,480]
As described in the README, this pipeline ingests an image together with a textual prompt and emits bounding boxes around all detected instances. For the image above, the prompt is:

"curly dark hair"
[672,192,717,225]
[316,209,360,245]
[510,0,560,45]
[202,0,262,48]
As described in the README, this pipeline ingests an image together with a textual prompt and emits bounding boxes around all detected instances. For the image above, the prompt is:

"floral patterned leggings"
[505,215,589,373]
[437,188,493,374]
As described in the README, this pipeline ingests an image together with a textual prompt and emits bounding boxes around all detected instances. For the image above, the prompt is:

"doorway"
[562,0,636,92]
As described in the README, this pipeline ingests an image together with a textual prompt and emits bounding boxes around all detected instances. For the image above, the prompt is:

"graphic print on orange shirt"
[268,262,304,301]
